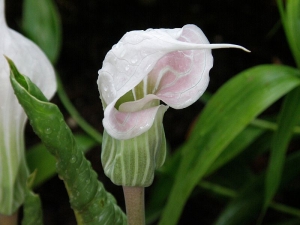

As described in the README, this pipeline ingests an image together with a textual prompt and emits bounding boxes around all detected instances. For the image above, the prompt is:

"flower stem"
[0,211,18,225]
[123,186,145,225]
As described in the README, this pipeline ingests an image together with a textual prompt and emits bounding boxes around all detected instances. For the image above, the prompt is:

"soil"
[5,0,296,224]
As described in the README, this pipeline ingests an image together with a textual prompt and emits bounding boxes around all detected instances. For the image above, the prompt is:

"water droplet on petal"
[141,50,148,57]
[131,56,138,64]
[125,65,130,71]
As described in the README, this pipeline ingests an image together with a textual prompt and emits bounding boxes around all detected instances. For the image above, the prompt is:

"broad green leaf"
[214,150,300,225]
[264,87,300,210]
[241,131,273,159]
[22,171,43,225]
[8,58,127,225]
[22,0,62,64]
[26,134,98,187]
[159,65,300,225]
[206,125,264,175]
[146,125,263,223]
[277,0,300,68]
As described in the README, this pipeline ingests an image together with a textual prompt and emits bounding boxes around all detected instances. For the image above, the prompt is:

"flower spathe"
[98,24,248,140]
[98,24,248,186]
[0,0,56,214]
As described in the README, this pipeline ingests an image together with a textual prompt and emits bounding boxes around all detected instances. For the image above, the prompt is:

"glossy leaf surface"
[159,65,300,225]
[277,0,300,68]
[8,58,126,225]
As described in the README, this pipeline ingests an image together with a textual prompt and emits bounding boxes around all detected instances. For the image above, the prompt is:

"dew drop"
[70,156,77,163]
[141,50,148,57]
[44,127,52,134]
[86,179,90,184]
[125,65,130,71]
[131,56,138,64]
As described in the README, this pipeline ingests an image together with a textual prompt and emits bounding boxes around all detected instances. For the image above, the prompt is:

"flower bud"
[98,24,248,186]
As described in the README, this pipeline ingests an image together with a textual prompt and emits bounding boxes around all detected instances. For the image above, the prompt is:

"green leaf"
[264,87,300,210]
[214,150,300,225]
[159,65,300,225]
[7,57,127,225]
[277,0,300,68]
[26,134,98,187]
[22,171,43,225]
[22,0,62,64]
[147,125,264,223]
[206,125,265,175]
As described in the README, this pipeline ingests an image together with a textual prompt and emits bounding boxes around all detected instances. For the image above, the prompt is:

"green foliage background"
[5,0,300,224]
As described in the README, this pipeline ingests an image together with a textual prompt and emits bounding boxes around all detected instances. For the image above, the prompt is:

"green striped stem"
[102,110,166,187]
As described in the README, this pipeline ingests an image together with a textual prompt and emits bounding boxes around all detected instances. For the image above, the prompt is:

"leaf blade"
[264,87,300,210]
[8,57,127,225]
[26,134,98,187]
[159,65,300,225]
[22,0,62,64]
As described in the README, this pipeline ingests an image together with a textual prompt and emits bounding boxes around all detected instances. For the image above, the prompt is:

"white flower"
[98,24,248,140]
[0,0,56,215]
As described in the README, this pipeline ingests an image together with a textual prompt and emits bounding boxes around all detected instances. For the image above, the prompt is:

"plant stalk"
[123,186,145,225]
[0,211,18,225]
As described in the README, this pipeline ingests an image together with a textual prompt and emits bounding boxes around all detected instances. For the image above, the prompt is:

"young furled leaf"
[8,57,127,225]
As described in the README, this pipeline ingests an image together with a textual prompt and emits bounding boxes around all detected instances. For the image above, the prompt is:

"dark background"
[5,0,295,224]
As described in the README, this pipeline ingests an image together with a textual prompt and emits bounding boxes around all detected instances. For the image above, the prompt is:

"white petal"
[0,0,56,214]
[98,24,248,139]
[103,102,168,140]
